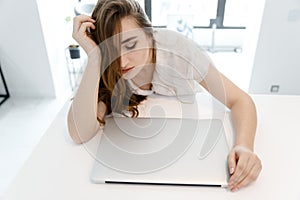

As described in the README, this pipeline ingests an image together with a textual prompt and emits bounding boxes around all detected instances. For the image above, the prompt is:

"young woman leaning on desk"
[67,0,262,192]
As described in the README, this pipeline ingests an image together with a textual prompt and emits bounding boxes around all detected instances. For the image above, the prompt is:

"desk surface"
[3,94,300,200]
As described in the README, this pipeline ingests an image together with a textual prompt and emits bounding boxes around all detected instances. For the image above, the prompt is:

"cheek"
[127,49,149,64]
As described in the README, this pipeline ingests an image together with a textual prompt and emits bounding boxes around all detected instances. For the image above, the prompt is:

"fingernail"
[230,167,234,174]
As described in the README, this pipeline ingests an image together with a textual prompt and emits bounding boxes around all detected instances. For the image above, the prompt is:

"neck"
[132,49,155,90]
[132,63,155,90]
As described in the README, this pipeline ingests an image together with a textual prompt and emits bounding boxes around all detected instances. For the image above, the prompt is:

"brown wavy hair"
[89,0,155,123]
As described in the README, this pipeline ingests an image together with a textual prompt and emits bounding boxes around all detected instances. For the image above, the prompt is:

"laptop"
[90,117,231,187]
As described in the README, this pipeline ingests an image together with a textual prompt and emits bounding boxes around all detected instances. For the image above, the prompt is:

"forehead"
[121,16,140,32]
[119,16,145,40]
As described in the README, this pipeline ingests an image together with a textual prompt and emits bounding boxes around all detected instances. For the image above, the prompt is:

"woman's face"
[118,16,152,80]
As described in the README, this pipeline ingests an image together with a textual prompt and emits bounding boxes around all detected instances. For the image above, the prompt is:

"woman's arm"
[67,52,102,144]
[200,65,262,191]
[67,15,106,144]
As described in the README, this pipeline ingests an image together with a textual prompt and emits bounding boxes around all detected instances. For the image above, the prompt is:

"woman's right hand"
[72,14,97,55]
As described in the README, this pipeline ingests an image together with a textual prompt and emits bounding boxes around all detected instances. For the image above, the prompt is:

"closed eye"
[125,40,137,50]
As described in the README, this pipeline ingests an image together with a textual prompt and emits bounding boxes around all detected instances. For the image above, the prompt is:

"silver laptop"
[90,117,230,187]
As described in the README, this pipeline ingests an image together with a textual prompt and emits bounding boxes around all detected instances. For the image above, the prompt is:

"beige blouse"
[127,29,212,103]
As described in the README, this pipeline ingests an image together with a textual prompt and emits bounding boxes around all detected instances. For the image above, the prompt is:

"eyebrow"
[121,36,138,44]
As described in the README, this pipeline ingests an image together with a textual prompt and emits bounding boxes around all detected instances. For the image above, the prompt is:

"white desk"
[3,94,300,200]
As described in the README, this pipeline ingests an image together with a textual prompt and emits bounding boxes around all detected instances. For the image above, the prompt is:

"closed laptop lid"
[90,117,230,187]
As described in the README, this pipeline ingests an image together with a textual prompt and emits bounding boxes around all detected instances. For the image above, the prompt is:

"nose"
[121,54,129,68]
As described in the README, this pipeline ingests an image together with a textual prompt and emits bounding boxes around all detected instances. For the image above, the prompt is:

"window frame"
[144,0,246,30]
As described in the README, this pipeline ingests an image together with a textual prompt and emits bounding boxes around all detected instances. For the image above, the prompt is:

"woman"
[68,0,262,192]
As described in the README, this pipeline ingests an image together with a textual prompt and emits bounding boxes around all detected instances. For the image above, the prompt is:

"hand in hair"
[72,14,97,55]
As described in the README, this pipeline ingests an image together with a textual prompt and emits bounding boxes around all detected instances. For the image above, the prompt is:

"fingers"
[72,14,97,55]
[228,147,262,192]
[73,14,95,33]
[228,154,250,190]
[227,150,237,175]
[73,15,96,38]
[233,161,262,191]
[78,22,96,36]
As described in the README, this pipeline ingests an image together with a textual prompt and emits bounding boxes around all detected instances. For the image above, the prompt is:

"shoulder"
[154,29,211,67]
[154,29,193,49]
[153,29,212,81]
[153,29,208,59]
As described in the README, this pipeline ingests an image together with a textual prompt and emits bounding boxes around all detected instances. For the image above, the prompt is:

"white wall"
[0,0,56,98]
[249,0,300,94]
[36,0,76,98]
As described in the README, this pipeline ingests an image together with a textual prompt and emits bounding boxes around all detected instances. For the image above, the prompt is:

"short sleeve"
[154,29,212,83]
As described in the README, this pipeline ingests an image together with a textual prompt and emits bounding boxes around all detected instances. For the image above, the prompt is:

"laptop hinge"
[105,181,222,187]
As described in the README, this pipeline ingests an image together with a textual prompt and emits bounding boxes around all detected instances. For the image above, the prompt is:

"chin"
[122,72,136,80]
[122,75,131,80]
[122,68,141,80]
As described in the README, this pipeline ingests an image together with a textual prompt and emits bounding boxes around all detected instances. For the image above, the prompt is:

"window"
[145,0,247,29]
[151,0,218,27]
[144,0,249,52]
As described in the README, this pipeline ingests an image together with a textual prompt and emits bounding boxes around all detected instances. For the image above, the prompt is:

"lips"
[122,67,134,74]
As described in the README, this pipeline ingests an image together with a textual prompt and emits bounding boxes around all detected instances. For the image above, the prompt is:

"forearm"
[230,94,257,151]
[68,49,101,143]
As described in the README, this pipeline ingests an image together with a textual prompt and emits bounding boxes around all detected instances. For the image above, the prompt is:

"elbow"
[68,128,84,144]
[227,91,256,111]
[235,92,257,113]
[68,125,84,144]
[67,108,84,144]
[67,106,99,144]
[244,93,256,109]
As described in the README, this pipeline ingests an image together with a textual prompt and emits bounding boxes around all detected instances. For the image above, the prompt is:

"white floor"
[0,51,252,196]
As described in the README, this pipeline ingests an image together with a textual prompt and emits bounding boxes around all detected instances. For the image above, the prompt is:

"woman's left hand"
[227,145,262,192]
